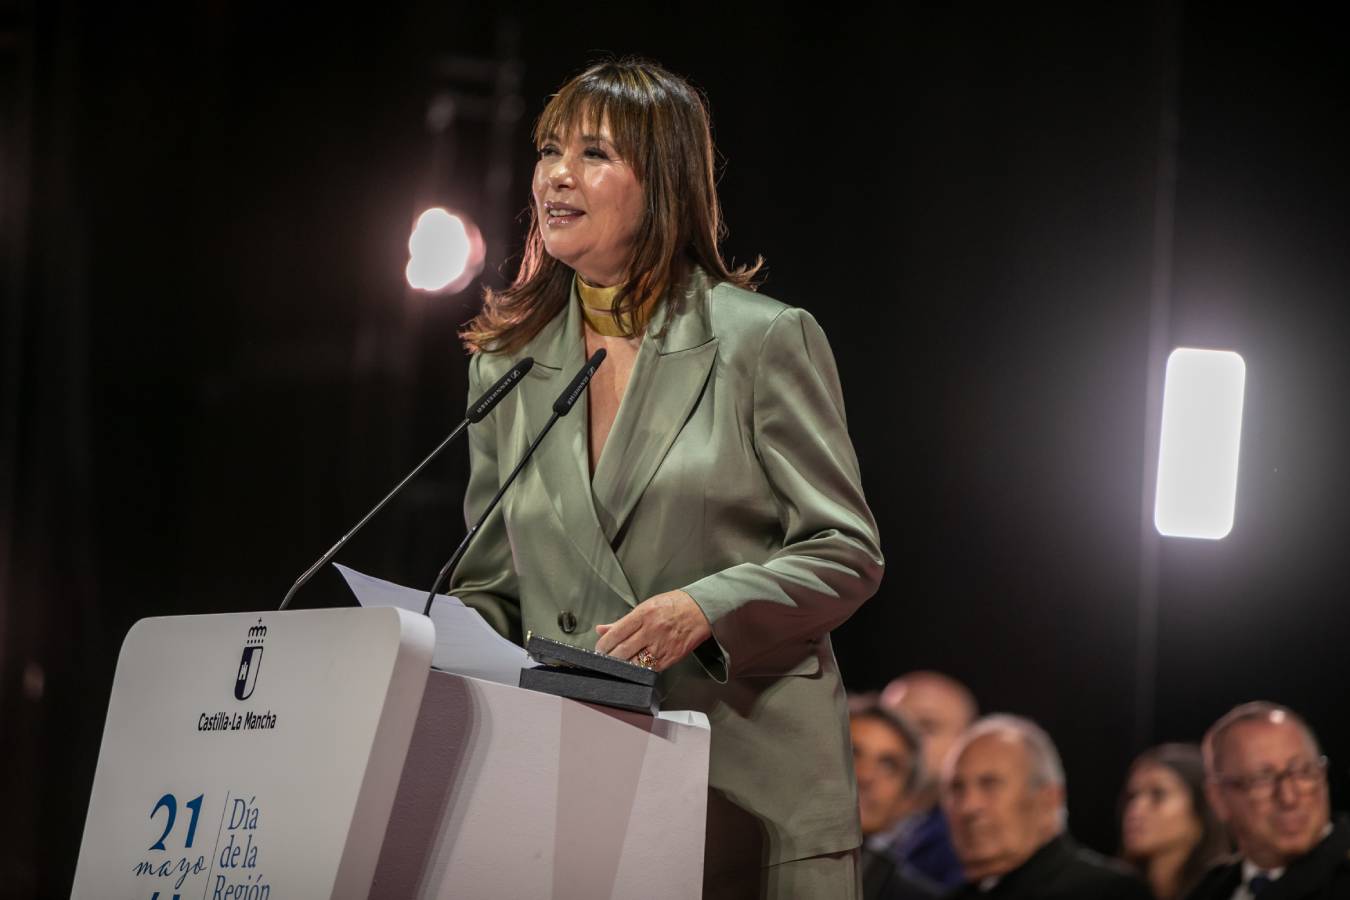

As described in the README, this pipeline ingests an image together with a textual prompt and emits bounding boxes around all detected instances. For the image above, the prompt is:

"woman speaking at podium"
[451,58,883,898]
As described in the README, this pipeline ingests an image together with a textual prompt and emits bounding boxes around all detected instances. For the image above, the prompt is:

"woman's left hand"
[595,590,712,673]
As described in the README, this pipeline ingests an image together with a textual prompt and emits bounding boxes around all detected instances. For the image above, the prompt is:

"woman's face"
[532,116,643,287]
[1122,763,1203,859]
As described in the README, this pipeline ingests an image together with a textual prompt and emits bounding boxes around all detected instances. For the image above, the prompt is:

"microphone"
[423,348,606,616]
[278,356,534,611]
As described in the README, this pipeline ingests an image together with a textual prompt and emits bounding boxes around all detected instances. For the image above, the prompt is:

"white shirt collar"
[1240,858,1285,884]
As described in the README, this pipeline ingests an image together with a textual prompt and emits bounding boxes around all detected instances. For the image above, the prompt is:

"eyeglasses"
[1215,757,1328,800]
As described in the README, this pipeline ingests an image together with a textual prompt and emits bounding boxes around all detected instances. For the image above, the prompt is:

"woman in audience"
[1119,743,1229,899]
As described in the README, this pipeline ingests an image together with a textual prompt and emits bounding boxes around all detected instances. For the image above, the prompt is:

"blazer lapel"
[591,269,718,546]
[517,283,638,605]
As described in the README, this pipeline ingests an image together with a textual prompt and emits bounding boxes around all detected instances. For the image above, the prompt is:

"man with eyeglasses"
[849,702,943,899]
[1187,701,1349,900]
[880,671,976,888]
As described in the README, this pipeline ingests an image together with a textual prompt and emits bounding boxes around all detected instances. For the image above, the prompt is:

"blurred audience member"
[850,702,942,899]
[877,671,974,887]
[1120,743,1229,899]
[942,714,1150,899]
[883,670,978,787]
[1187,702,1348,900]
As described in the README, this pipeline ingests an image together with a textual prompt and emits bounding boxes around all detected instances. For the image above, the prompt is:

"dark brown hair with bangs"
[460,58,762,353]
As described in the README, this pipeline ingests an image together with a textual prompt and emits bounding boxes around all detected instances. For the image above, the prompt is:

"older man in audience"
[850,702,942,899]
[1186,701,1349,900]
[941,714,1150,899]
[876,671,974,887]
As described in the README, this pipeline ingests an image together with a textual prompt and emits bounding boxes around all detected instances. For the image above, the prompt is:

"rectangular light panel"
[1154,348,1246,539]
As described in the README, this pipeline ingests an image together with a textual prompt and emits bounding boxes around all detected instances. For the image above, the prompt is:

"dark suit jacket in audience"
[1184,818,1350,900]
[862,845,942,900]
[945,835,1151,900]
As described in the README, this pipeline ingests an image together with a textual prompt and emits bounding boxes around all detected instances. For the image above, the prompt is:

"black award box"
[518,633,659,715]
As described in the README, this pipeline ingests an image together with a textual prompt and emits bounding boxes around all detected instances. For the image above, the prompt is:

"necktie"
[1248,872,1273,896]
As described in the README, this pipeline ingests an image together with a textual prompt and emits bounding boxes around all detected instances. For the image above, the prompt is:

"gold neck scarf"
[576,276,646,338]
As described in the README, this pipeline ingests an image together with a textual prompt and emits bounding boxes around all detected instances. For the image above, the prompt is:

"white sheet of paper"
[334,564,709,730]
[335,563,535,685]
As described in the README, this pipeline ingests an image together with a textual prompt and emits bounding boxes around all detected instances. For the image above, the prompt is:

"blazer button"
[557,610,578,634]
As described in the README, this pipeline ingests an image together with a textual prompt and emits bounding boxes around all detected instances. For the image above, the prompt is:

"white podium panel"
[73,607,434,899]
[371,671,711,900]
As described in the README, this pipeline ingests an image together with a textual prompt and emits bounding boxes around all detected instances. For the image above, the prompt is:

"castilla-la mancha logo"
[234,618,266,701]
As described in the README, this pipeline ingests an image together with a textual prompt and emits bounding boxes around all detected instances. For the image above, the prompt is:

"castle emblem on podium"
[234,618,266,701]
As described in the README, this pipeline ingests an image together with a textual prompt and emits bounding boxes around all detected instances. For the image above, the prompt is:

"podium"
[72,608,711,899]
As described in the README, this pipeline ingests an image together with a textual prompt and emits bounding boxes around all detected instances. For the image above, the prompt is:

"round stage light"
[405,208,485,293]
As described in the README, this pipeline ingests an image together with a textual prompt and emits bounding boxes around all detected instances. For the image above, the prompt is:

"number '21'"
[148,792,203,851]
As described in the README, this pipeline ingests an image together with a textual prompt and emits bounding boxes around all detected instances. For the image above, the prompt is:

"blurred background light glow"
[405,207,484,293]
[1154,348,1247,539]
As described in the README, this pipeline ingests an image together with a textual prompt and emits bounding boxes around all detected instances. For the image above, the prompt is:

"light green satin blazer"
[451,267,884,867]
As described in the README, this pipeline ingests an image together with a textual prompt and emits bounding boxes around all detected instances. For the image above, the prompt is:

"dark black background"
[3,2,1348,895]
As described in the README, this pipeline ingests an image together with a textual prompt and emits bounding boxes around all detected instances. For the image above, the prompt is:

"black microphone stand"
[423,348,606,616]
[278,357,533,611]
